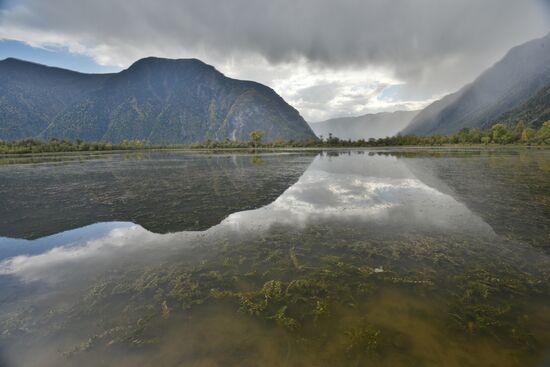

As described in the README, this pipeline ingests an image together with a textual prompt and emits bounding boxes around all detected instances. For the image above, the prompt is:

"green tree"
[249,129,265,148]
[534,121,550,144]
[491,123,508,144]
[469,128,482,143]
[515,120,526,135]
[521,128,536,143]
[457,128,471,144]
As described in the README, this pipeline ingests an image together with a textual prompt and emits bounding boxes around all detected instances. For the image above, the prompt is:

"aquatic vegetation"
[447,270,544,350]
[269,306,300,331]
[344,319,382,355]
[0,149,548,367]
[2,225,547,367]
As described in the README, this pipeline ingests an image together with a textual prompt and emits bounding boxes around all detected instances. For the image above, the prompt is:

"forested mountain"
[494,83,550,129]
[0,58,108,140]
[402,32,550,135]
[0,57,316,143]
[309,110,418,140]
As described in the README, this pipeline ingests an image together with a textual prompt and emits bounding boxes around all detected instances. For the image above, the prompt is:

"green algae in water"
[0,149,549,367]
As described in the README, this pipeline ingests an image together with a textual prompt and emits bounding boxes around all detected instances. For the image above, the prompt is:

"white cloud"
[1,0,548,120]
[221,56,428,121]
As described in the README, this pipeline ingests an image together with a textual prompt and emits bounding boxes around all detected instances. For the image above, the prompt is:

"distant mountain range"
[309,110,418,140]
[3,33,549,143]
[0,57,316,143]
[402,32,550,135]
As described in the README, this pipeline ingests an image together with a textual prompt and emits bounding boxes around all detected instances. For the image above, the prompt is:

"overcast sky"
[1,0,549,121]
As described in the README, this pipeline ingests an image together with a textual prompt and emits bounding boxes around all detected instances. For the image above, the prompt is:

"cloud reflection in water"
[0,154,494,282]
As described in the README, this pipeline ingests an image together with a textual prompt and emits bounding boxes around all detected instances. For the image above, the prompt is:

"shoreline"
[1,144,549,159]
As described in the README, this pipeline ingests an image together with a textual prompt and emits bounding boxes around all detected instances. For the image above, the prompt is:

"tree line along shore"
[1,121,549,155]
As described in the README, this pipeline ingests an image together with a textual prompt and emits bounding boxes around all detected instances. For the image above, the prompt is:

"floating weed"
[312,299,329,323]
[262,280,284,301]
[289,246,301,269]
[269,306,300,331]
[344,319,382,356]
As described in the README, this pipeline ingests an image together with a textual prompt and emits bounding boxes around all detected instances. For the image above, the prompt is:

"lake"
[0,149,549,367]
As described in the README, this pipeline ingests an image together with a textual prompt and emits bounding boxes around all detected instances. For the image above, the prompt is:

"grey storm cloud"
[1,0,549,120]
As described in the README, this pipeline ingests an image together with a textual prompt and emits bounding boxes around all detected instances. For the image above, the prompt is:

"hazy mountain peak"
[310,110,418,140]
[402,33,550,135]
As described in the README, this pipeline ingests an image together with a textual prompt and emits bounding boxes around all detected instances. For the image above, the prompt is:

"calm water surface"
[0,149,549,367]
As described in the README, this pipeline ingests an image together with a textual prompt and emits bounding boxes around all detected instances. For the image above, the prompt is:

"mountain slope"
[494,83,550,129]
[402,33,550,135]
[309,110,418,140]
[0,58,108,140]
[0,57,316,143]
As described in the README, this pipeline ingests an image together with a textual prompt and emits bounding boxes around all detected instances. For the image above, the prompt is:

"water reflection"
[0,153,496,283]
[0,152,315,239]
[0,150,548,367]
[224,153,495,235]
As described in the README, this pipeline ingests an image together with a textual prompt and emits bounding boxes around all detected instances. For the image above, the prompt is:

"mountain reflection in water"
[0,149,548,367]
[0,152,315,239]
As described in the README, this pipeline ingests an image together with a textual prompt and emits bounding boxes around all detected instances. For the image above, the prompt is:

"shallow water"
[0,149,549,366]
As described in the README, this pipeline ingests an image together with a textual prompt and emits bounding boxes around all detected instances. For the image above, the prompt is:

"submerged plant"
[3,226,548,364]
[344,320,382,355]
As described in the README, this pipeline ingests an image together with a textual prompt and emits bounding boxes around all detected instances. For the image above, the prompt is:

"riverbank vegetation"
[1,121,549,154]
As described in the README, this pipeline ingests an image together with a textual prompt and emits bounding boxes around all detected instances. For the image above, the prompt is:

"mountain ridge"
[0,57,316,143]
[402,32,550,135]
[309,110,418,140]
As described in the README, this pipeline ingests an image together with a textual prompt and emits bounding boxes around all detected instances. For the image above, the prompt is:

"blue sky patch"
[0,39,121,73]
